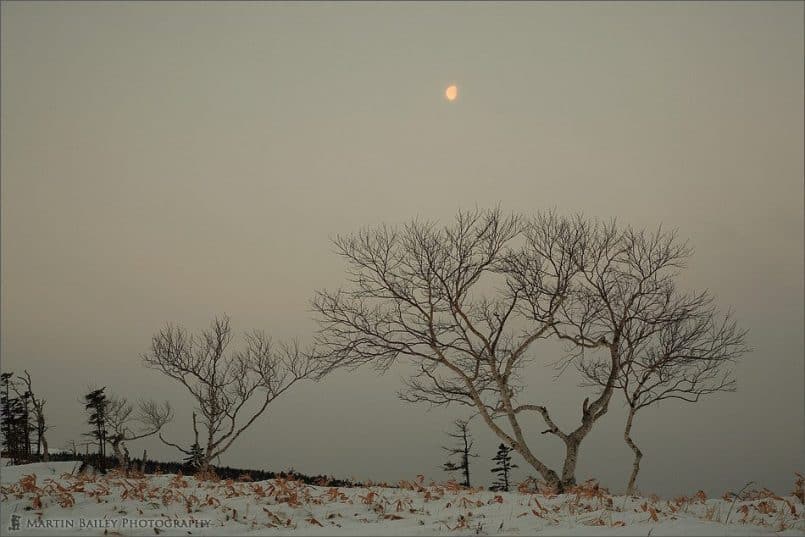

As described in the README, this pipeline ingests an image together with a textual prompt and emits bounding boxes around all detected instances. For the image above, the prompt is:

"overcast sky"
[2,2,802,497]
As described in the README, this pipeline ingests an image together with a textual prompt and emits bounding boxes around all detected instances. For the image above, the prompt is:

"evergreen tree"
[1,373,15,459]
[1,372,32,463]
[442,419,477,487]
[490,443,518,492]
[7,397,26,463]
[83,387,109,471]
[183,442,205,471]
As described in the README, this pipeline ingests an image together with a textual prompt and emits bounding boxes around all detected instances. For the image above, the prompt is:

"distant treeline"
[6,451,365,488]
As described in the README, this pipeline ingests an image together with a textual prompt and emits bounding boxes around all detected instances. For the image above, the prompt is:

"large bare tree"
[314,209,580,489]
[314,208,741,490]
[580,303,748,494]
[141,315,324,471]
[105,395,173,471]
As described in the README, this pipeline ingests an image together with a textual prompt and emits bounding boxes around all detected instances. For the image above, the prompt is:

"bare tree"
[580,303,748,494]
[442,418,477,487]
[63,440,79,457]
[141,315,324,471]
[502,220,715,488]
[14,371,49,461]
[314,209,741,490]
[105,395,173,471]
[62,439,94,457]
[313,209,584,489]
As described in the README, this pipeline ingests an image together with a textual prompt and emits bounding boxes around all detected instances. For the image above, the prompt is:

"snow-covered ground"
[1,461,802,535]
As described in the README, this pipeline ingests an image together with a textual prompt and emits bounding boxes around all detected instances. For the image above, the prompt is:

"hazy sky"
[2,2,802,497]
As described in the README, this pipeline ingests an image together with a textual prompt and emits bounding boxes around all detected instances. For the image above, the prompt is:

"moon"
[445,85,458,102]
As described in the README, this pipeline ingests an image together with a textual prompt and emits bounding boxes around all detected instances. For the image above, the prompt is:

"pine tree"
[7,397,26,463]
[183,442,205,471]
[0,373,15,459]
[1,372,32,464]
[490,443,518,492]
[442,419,477,487]
[83,387,109,472]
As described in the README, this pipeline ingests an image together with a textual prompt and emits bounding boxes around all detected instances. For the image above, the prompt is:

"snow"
[1,461,802,536]
[1,460,83,484]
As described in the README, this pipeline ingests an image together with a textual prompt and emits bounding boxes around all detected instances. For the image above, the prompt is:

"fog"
[2,2,802,496]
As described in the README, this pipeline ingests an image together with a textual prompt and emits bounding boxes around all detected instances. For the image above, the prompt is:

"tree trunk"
[515,446,562,490]
[110,440,129,471]
[36,416,46,459]
[560,438,581,490]
[198,450,213,473]
[462,431,471,487]
[23,400,31,460]
[41,435,49,462]
[478,369,564,490]
[624,407,642,495]
[557,346,621,491]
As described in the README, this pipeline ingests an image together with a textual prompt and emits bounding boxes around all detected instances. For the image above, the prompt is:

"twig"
[724,481,755,525]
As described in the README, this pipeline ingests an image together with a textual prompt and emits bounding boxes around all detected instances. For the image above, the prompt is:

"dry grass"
[2,470,803,533]
[794,472,804,503]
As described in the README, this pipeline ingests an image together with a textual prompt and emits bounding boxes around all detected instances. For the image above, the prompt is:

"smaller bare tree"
[442,418,477,487]
[581,298,748,495]
[141,315,324,471]
[63,440,79,457]
[14,371,49,461]
[62,439,94,458]
[106,395,173,471]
